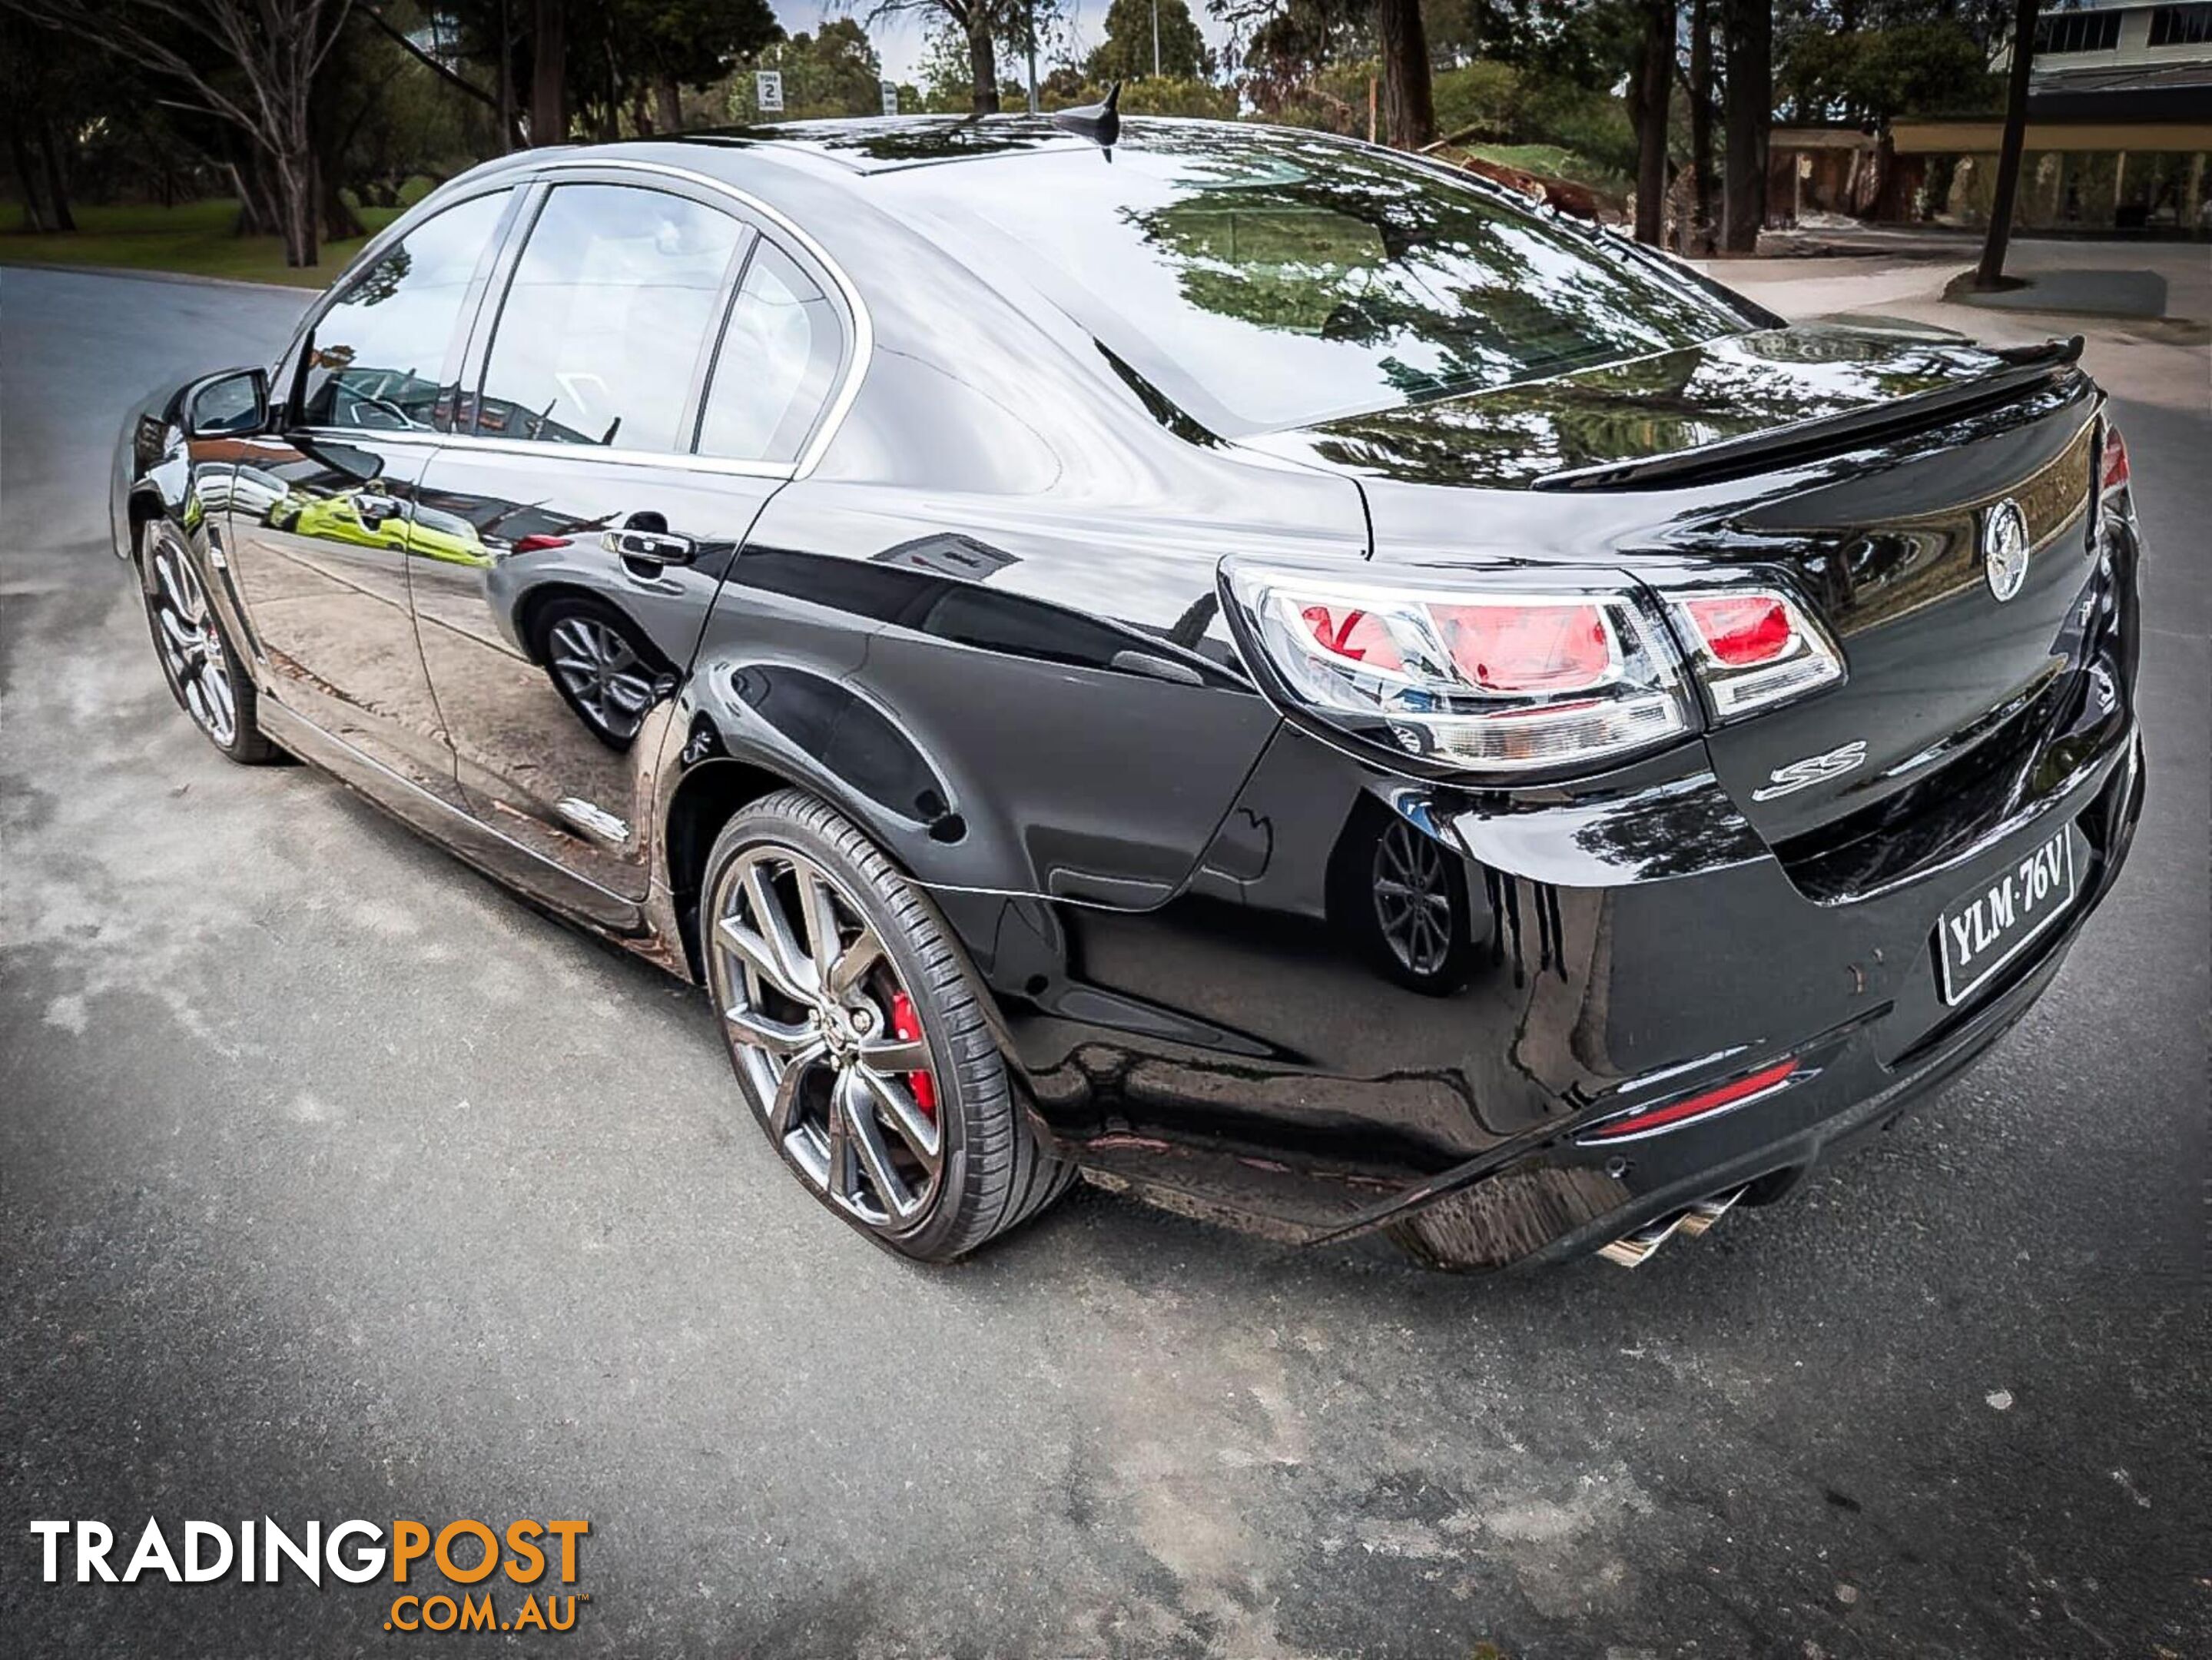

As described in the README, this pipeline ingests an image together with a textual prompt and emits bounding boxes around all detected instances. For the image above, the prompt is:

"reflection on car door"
[408,179,843,901]
[226,433,453,794]
[224,187,516,800]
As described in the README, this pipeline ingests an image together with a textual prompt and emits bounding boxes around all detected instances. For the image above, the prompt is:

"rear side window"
[475,184,746,451]
[696,242,844,464]
[300,189,510,432]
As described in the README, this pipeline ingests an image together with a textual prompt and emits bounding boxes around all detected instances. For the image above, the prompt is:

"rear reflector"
[1580,1058,1800,1143]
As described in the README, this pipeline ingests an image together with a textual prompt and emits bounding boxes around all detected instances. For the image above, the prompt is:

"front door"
[225,186,517,798]
[408,178,846,899]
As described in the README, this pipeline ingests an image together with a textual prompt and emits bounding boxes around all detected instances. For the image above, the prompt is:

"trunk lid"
[1239,323,2109,848]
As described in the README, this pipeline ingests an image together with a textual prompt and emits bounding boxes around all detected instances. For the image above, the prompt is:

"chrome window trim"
[291,422,799,482]
[526,155,872,480]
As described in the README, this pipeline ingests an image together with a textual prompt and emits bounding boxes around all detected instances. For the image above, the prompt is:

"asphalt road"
[2,257,2205,1660]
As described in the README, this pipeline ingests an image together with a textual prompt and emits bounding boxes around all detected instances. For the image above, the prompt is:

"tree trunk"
[1975,0,2039,289]
[496,0,516,154]
[654,76,682,136]
[276,147,319,267]
[317,154,364,241]
[10,118,52,232]
[532,0,566,145]
[1373,0,1436,150]
[1630,0,1673,244]
[310,81,368,243]
[1721,0,1771,254]
[37,121,75,233]
[964,6,1000,115]
[1690,0,1714,253]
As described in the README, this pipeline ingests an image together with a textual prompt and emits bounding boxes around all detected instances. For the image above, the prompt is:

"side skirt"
[257,698,653,942]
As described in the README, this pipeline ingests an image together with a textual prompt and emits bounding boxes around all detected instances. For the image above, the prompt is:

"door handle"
[602,525,695,569]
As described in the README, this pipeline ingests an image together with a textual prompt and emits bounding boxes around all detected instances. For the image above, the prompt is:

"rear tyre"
[141,520,279,765]
[701,789,1074,1261]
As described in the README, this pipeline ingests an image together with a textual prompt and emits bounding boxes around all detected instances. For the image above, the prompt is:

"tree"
[1086,0,1209,81]
[1218,0,1436,149]
[1687,0,1714,251]
[1626,0,1672,243]
[5,0,357,265]
[732,20,885,118]
[1375,0,1436,148]
[526,0,568,141]
[1720,0,1770,253]
[617,0,781,133]
[1974,0,2036,288]
[866,0,1011,112]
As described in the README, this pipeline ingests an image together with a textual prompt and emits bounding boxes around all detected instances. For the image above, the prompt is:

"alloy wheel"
[547,615,657,742]
[1374,818,1454,978]
[709,845,944,1230]
[148,537,239,749]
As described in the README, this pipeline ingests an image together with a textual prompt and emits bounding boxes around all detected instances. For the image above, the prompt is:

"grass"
[0,197,406,289]
[1464,143,1630,195]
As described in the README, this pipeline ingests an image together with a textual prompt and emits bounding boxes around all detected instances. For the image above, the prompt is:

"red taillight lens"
[1580,1058,1799,1143]
[1667,585,1843,720]
[1433,602,1613,692]
[1298,604,1404,672]
[2102,423,2130,493]
[1679,594,1792,668]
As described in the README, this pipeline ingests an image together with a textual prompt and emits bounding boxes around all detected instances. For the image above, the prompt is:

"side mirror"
[184,367,270,439]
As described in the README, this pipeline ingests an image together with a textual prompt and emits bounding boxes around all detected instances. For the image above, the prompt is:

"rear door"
[408,172,851,900]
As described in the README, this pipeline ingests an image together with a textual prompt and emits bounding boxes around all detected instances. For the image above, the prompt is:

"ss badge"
[1752,739,1869,802]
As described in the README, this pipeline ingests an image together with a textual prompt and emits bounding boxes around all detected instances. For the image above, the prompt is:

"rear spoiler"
[1532,334,2086,493]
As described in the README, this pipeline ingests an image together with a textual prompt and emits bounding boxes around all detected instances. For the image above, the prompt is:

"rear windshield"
[884,128,1755,437]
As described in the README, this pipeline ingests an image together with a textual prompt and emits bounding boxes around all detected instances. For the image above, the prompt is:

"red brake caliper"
[889,991,937,1118]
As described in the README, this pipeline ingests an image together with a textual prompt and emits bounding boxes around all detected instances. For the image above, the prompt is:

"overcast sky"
[766,0,1240,90]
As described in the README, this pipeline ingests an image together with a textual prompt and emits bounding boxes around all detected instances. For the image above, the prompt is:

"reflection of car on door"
[268,490,486,568]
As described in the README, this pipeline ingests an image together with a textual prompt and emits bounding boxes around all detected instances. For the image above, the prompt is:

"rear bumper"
[937,607,2143,1269]
[1387,730,2142,1271]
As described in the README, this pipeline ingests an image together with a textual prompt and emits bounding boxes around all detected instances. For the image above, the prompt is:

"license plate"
[1935,824,2078,1005]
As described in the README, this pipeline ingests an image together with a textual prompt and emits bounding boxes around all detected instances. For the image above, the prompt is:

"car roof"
[668,115,1138,176]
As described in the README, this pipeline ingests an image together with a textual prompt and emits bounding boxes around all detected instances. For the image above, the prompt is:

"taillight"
[1669,585,1845,720]
[2102,422,2131,493]
[1222,559,1694,776]
[1223,557,1846,780]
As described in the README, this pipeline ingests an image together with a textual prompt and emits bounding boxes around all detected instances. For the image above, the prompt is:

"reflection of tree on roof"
[1297,330,1982,487]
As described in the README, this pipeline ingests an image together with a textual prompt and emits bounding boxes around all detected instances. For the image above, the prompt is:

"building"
[1890,2,2212,234]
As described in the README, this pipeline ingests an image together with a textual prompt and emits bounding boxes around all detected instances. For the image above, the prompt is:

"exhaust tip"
[1597,1186,1746,1267]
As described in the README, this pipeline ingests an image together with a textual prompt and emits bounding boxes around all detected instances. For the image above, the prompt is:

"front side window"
[299,189,510,432]
[696,242,844,463]
[474,184,747,451]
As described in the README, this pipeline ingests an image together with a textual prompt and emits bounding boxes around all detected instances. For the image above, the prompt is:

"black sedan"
[113,116,2144,1271]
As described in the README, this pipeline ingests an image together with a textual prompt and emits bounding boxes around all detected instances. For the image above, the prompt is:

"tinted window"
[475,184,745,451]
[887,131,1755,436]
[696,242,844,463]
[300,190,509,432]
